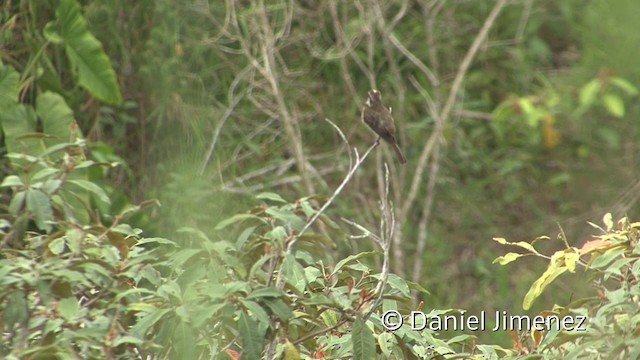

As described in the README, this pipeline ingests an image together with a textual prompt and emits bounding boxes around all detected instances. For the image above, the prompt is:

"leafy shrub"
[167,191,495,359]
[494,214,640,358]
[0,122,172,358]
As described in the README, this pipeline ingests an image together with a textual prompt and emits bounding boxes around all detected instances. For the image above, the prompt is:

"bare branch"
[200,65,253,175]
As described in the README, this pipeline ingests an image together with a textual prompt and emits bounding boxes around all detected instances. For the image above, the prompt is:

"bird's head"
[366,89,382,106]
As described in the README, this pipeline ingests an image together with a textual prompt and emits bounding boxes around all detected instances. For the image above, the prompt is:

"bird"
[361,89,407,164]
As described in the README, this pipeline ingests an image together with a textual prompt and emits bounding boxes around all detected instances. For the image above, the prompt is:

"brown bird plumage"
[361,89,407,164]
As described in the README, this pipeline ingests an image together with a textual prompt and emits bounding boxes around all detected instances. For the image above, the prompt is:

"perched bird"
[361,89,407,164]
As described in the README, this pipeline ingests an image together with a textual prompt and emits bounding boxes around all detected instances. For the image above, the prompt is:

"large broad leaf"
[47,0,122,104]
[352,317,376,360]
[1,92,78,160]
[281,253,306,292]
[36,92,76,149]
[0,64,19,109]
[0,105,40,157]
[3,291,28,327]
[172,322,197,360]
[67,179,111,204]
[238,311,264,359]
[130,307,172,337]
[26,189,54,232]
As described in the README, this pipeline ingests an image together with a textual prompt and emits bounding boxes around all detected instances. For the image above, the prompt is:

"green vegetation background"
[1,0,640,358]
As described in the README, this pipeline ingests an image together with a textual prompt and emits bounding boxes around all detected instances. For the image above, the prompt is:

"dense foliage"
[1,0,639,358]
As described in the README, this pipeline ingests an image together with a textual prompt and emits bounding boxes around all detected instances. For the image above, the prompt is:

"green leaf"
[610,77,639,95]
[58,297,80,321]
[236,225,257,249]
[266,226,288,244]
[215,213,265,230]
[266,207,305,229]
[32,167,59,181]
[283,340,300,360]
[246,287,283,300]
[130,308,172,337]
[407,280,431,296]
[44,318,65,336]
[36,92,76,149]
[476,344,502,358]
[127,302,159,312]
[531,235,551,245]
[300,198,315,218]
[112,223,141,237]
[240,299,271,325]
[238,311,264,359]
[0,64,19,109]
[43,21,64,44]
[377,331,394,356]
[172,322,197,360]
[331,251,377,277]
[42,179,62,194]
[281,253,306,292]
[590,249,625,269]
[492,237,539,254]
[304,266,323,284]
[263,298,293,321]
[55,0,122,104]
[603,94,624,117]
[26,189,54,232]
[352,317,375,360]
[0,104,40,157]
[447,334,473,344]
[8,191,26,215]
[170,249,202,268]
[38,142,77,159]
[158,281,182,301]
[579,79,600,106]
[3,291,28,326]
[1,175,24,187]
[493,252,524,265]
[65,228,84,255]
[302,294,334,306]
[67,179,111,204]
[48,237,66,255]
[113,336,144,346]
[135,237,178,246]
[523,251,568,310]
[384,273,411,297]
[256,192,287,203]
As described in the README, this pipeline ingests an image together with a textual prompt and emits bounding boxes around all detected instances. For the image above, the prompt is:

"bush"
[494,214,640,358]
[0,129,173,358]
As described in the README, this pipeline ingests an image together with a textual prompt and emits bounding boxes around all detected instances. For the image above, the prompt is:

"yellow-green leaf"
[603,94,624,117]
[493,252,524,265]
[564,250,580,272]
[579,79,600,106]
[523,251,568,310]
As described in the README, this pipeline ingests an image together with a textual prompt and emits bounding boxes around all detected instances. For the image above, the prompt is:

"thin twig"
[516,0,534,42]
[200,66,252,175]
[292,123,377,243]
[364,163,393,321]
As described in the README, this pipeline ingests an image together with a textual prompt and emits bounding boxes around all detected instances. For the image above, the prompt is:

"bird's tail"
[392,142,407,164]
